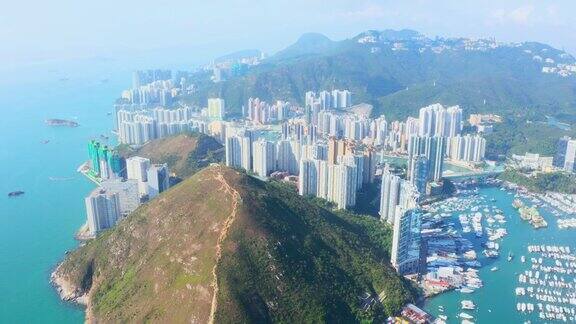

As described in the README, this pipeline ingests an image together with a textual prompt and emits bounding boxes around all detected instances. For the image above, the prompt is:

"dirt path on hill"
[208,167,241,324]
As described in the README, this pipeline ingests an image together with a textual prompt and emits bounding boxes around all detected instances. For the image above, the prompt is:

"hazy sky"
[2,0,576,67]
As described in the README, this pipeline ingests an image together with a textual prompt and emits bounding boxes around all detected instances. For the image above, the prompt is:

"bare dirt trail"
[208,167,242,324]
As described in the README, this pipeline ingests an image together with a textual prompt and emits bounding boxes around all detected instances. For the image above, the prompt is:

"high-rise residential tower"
[252,139,276,177]
[207,98,225,120]
[85,189,122,236]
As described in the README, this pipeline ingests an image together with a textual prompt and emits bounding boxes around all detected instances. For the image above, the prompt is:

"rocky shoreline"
[51,262,97,323]
[50,263,88,305]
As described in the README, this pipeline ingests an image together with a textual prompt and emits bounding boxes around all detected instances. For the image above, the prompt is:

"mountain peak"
[296,32,333,44]
[272,32,336,60]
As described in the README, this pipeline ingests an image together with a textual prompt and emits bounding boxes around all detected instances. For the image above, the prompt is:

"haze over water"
[0,56,155,322]
[0,52,573,322]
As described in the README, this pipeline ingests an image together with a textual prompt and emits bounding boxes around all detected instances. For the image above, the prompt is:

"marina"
[423,183,576,323]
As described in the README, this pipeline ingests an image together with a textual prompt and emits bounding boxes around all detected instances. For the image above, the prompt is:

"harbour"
[423,182,576,323]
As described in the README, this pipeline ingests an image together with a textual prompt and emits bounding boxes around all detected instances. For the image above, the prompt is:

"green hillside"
[117,133,223,179]
[54,166,417,323]
[186,29,576,122]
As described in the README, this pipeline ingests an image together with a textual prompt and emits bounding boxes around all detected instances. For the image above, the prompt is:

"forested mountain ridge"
[189,29,576,122]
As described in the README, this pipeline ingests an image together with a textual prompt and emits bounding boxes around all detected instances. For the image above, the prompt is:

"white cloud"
[489,5,535,25]
[334,4,397,21]
[509,5,534,24]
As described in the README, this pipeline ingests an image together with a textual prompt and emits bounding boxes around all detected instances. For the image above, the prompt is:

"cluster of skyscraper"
[407,135,445,185]
[117,106,203,145]
[122,79,178,107]
[446,134,486,163]
[131,69,172,88]
[417,104,485,163]
[305,89,352,110]
[84,141,170,236]
[207,98,226,120]
[115,98,227,146]
[224,97,488,216]
[299,139,377,209]
[244,97,291,124]
[124,70,195,106]
[418,103,463,137]
[87,140,126,180]
[225,115,377,209]
[379,166,422,274]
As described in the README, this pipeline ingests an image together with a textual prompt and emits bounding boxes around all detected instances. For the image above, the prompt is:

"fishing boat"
[460,287,474,294]
[508,252,514,262]
[491,267,498,272]
[521,255,526,263]
[7,191,25,197]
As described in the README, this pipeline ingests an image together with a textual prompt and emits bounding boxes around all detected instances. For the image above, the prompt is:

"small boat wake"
[48,177,75,181]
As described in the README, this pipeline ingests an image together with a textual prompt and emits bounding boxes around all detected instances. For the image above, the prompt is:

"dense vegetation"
[56,166,417,323]
[185,30,576,124]
[215,176,418,322]
[484,118,574,160]
[353,182,382,216]
[499,169,576,194]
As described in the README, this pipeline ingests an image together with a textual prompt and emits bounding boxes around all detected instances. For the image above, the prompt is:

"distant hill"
[117,133,223,179]
[53,165,417,322]
[215,49,262,63]
[188,29,576,122]
[272,33,337,60]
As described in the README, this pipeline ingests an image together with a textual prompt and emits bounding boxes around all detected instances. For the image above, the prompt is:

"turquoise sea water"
[0,55,205,322]
[0,60,133,322]
[424,186,576,322]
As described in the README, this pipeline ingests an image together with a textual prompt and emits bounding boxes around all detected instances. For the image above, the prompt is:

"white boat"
[521,255,526,263]
[491,267,498,272]
[460,287,474,293]
[461,300,476,310]
[459,312,474,320]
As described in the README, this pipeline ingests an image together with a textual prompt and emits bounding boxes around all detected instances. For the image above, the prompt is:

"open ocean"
[0,59,131,322]
[0,55,199,322]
